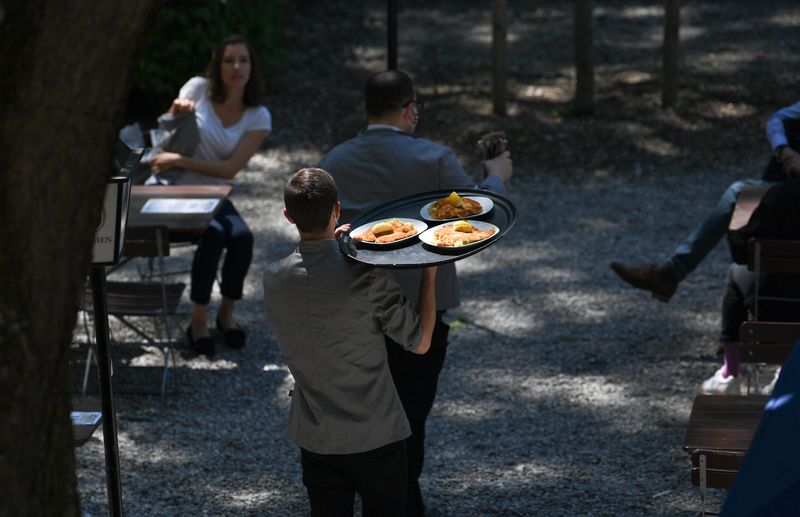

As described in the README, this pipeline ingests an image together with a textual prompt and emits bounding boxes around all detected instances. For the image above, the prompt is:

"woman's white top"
[176,76,271,185]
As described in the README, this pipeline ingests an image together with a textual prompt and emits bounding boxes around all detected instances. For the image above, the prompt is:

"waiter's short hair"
[284,168,338,233]
[364,70,415,119]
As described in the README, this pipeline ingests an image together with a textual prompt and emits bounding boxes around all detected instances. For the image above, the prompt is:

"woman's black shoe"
[217,317,246,349]
[186,326,215,358]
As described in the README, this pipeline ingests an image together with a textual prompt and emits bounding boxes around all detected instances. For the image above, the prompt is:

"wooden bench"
[683,395,769,515]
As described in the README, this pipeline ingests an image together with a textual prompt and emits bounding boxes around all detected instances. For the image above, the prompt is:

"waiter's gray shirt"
[319,127,507,311]
[263,239,422,454]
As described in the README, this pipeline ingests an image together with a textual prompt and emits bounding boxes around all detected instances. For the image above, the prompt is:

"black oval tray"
[338,188,516,269]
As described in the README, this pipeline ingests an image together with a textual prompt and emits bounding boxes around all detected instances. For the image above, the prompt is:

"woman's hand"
[167,98,195,115]
[150,152,183,174]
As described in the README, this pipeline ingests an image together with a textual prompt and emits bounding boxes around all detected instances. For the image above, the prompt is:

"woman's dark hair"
[205,34,264,107]
[284,168,338,233]
[364,70,415,119]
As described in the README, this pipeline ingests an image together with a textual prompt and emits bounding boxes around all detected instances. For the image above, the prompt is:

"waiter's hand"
[483,150,513,183]
[334,224,351,239]
[167,98,195,115]
[781,147,800,178]
[150,151,182,173]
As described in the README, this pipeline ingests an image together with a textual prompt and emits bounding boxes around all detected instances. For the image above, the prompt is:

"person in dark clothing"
[700,178,800,394]
[263,168,438,516]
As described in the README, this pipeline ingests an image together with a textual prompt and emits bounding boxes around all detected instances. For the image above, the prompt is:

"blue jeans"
[190,200,253,304]
[668,178,773,281]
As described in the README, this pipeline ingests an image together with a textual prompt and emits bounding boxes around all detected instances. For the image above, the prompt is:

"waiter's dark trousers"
[301,440,408,517]
[386,311,449,517]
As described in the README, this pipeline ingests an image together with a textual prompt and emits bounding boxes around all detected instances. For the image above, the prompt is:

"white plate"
[418,220,500,249]
[419,195,494,222]
[349,218,428,246]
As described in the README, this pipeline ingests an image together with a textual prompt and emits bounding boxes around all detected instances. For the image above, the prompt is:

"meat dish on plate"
[353,219,418,243]
[431,220,496,247]
[428,191,482,219]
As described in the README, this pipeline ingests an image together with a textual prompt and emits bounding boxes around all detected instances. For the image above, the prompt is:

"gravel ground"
[73,1,800,515]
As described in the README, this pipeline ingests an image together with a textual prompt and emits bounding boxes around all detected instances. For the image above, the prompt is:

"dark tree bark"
[492,0,507,117]
[662,0,681,108]
[573,0,594,116]
[0,2,159,515]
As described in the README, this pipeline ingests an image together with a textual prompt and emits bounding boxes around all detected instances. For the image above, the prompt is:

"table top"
[340,188,516,269]
[128,184,232,240]
[729,184,770,231]
[72,398,102,447]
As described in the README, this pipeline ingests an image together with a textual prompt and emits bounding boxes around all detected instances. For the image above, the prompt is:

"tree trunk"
[662,0,681,108]
[492,0,507,117]
[574,0,594,116]
[0,2,158,515]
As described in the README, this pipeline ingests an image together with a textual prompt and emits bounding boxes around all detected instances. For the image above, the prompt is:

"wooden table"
[729,184,770,231]
[72,398,103,447]
[128,185,232,241]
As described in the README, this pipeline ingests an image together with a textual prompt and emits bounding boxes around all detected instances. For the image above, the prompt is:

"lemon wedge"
[453,220,473,233]
[447,191,463,207]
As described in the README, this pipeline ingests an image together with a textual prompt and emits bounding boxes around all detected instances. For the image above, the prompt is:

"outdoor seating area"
[10,1,800,516]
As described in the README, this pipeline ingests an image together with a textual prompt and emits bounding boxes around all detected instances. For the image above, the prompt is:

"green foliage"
[133,0,290,113]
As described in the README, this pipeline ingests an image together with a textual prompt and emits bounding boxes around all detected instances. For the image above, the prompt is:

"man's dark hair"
[206,34,264,107]
[364,70,415,119]
[284,168,338,233]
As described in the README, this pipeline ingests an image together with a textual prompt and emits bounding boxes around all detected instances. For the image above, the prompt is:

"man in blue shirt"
[611,101,800,301]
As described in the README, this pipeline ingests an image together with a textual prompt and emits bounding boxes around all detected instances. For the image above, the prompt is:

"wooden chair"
[739,238,800,392]
[81,226,186,398]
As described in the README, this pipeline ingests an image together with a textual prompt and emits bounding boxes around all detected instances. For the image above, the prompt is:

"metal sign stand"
[89,266,124,517]
[87,141,142,517]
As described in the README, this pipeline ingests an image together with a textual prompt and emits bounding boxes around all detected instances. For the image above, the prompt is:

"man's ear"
[333,201,341,221]
[283,208,295,224]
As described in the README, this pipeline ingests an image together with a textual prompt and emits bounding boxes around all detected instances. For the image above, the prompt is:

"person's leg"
[668,179,766,280]
[301,448,356,517]
[386,312,449,517]
[611,179,768,302]
[349,441,408,517]
[701,264,752,394]
[215,201,253,329]
[187,211,226,356]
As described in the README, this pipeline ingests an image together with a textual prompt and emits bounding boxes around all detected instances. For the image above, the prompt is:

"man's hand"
[150,151,182,174]
[167,98,195,115]
[483,150,513,183]
[781,147,800,178]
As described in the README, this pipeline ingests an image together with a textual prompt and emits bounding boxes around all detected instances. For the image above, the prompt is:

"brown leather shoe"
[610,262,678,302]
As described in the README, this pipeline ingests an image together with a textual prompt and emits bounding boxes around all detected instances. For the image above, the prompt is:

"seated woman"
[701,179,800,395]
[150,34,271,358]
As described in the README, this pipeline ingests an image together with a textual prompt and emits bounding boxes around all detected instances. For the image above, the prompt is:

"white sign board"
[91,181,122,264]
